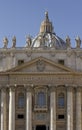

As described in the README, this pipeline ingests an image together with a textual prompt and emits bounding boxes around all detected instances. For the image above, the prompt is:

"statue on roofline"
[25,35,32,47]
[66,36,71,48]
[3,37,8,48]
[75,36,81,48]
[12,36,16,48]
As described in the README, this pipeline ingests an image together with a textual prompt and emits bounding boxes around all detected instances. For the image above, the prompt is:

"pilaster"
[50,86,56,130]
[76,87,81,130]
[67,86,73,130]
[9,86,15,130]
[1,87,7,130]
[25,85,32,130]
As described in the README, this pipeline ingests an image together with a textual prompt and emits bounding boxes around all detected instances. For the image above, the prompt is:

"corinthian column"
[76,87,81,130]
[9,87,15,130]
[26,87,32,130]
[1,88,7,130]
[67,87,73,130]
[50,87,56,130]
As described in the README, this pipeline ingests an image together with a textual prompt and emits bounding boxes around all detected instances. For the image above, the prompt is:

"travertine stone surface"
[1,88,7,130]
[9,87,15,130]
[76,87,81,130]
[26,89,32,130]
[67,87,73,130]
[50,88,56,130]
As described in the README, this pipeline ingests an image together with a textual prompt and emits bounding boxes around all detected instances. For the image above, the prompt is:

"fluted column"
[67,87,73,130]
[76,87,81,130]
[26,87,32,130]
[9,87,15,130]
[50,87,56,130]
[1,88,7,130]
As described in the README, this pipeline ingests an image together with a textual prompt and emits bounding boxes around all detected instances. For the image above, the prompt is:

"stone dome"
[32,12,67,49]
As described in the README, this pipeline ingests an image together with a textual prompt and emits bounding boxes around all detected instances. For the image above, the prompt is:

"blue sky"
[0,0,82,47]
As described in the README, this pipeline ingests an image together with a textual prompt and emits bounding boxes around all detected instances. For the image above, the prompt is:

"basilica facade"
[0,12,82,130]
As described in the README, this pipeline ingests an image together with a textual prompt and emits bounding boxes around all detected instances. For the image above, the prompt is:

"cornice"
[1,47,82,56]
[0,71,78,75]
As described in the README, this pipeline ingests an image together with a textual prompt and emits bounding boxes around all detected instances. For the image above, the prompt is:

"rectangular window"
[58,97,64,107]
[17,114,24,119]
[18,93,25,108]
[58,115,64,119]
[58,60,64,65]
[18,60,24,65]
[37,92,46,107]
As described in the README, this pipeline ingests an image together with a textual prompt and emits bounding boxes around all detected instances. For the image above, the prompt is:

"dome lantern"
[40,11,54,34]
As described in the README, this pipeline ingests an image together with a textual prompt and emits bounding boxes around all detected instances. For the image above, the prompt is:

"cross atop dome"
[45,11,49,21]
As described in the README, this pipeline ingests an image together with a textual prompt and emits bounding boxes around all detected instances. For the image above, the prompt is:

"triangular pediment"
[6,57,75,73]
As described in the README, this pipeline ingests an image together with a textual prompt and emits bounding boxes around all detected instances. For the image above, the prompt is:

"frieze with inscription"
[7,74,82,86]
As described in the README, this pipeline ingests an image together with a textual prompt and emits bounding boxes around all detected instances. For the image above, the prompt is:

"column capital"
[0,85,7,87]
[1,87,7,92]
[65,84,76,87]
[67,87,73,91]
[24,84,33,92]
[65,84,74,91]
[76,86,82,92]
[48,85,57,92]
[9,86,16,92]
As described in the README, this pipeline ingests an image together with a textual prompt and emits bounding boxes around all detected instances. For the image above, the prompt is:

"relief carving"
[36,60,45,71]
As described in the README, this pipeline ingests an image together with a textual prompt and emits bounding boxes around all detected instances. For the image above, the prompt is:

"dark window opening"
[58,60,64,65]
[17,114,24,119]
[36,125,46,130]
[58,115,64,119]
[18,60,24,65]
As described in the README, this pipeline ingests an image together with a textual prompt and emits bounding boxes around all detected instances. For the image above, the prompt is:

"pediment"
[7,57,75,73]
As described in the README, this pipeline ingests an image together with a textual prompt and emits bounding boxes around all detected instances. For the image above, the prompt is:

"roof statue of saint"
[31,11,67,49]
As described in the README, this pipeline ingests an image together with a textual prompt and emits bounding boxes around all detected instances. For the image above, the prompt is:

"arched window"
[37,92,46,107]
[18,93,25,108]
[58,93,65,107]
